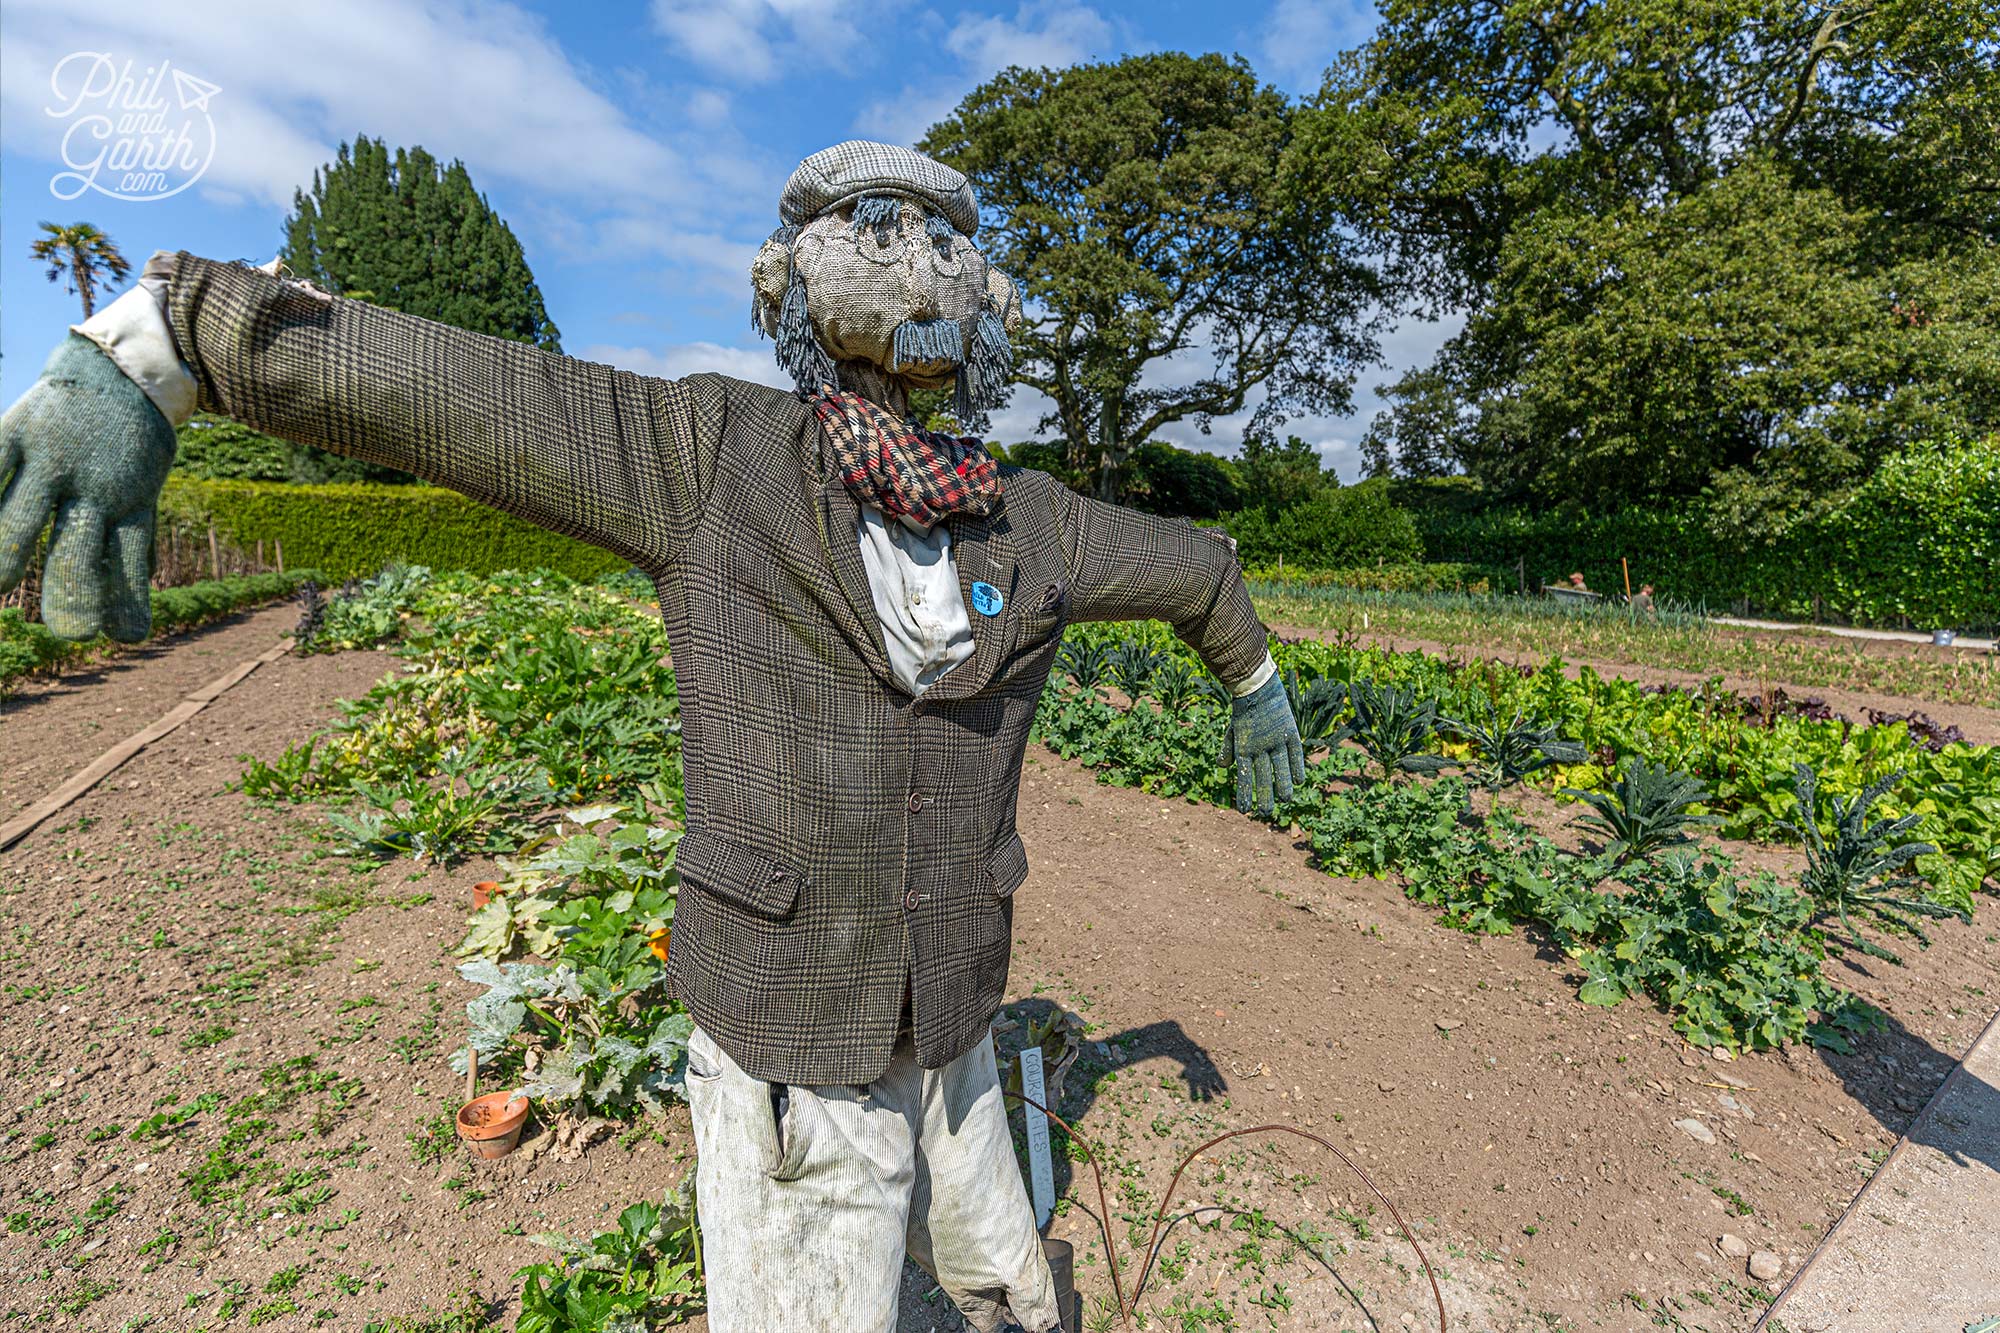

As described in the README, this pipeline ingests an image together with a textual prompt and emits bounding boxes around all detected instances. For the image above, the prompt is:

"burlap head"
[753,142,1020,416]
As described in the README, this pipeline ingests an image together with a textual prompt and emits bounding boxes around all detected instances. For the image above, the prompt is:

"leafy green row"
[1033,622,1990,1051]
[1054,621,1997,912]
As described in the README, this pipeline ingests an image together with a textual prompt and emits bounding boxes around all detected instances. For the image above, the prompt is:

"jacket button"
[906,792,926,814]
[904,889,922,911]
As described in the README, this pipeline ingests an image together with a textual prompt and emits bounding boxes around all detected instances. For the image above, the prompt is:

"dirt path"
[0,602,304,821]
[3,632,1994,1331]
[1267,620,2000,746]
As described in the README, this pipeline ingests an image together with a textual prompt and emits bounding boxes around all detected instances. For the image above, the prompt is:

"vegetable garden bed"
[2,566,1994,1332]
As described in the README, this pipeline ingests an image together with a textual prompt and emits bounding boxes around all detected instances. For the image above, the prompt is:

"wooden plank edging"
[0,640,292,852]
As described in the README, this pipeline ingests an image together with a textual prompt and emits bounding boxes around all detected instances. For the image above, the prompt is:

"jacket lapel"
[816,472,901,691]
[809,416,1017,702]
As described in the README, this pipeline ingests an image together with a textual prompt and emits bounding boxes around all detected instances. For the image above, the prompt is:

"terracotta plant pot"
[472,880,499,910]
[457,1090,530,1159]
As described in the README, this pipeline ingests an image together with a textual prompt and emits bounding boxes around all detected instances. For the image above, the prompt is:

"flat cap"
[779,140,979,237]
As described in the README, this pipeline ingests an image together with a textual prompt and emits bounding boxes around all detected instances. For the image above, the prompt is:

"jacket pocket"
[676,827,805,920]
[985,832,1030,899]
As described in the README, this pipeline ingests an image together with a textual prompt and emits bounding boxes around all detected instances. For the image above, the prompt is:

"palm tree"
[32,222,131,319]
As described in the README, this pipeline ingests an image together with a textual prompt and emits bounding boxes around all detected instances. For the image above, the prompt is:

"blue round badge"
[970,580,1004,616]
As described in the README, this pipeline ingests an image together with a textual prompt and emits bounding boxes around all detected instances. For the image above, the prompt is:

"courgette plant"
[1778,764,1960,964]
[517,1185,703,1332]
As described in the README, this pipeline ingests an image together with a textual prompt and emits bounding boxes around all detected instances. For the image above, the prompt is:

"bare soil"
[0,603,307,822]
[1266,621,2000,747]
[2,629,1994,1332]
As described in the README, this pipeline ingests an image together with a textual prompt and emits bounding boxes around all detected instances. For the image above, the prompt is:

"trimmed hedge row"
[0,569,318,696]
[160,478,625,585]
[1403,436,2000,630]
[1237,561,1502,594]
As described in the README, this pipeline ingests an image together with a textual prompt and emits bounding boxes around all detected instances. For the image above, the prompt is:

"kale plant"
[1143,657,1206,713]
[1107,641,1163,697]
[1343,680,1454,780]
[1283,669,1350,755]
[1441,700,1587,788]
[1566,758,1719,868]
[1056,639,1112,693]
[1778,765,1960,964]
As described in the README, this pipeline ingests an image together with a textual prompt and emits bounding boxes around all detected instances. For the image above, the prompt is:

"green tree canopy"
[275,135,562,482]
[921,52,1382,501]
[32,221,129,320]
[1298,0,2000,522]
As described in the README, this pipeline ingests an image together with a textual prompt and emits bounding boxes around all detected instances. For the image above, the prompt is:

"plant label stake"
[1020,1046,1055,1229]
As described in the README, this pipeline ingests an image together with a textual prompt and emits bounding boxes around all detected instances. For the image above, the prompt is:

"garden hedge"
[1237,561,1502,594]
[1399,436,1999,630]
[160,478,625,585]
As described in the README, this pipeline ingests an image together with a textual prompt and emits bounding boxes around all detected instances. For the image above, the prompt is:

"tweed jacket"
[160,254,1271,1086]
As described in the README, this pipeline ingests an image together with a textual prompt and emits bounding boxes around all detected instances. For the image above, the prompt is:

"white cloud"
[944,2,1112,71]
[854,1,1119,146]
[1253,0,1375,92]
[0,0,694,212]
[649,0,877,85]
[580,339,792,388]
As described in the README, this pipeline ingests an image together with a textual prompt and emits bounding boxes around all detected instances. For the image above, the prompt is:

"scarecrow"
[0,141,1305,1332]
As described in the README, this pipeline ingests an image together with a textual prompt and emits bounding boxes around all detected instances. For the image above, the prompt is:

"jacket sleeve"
[1050,481,1272,691]
[158,252,718,571]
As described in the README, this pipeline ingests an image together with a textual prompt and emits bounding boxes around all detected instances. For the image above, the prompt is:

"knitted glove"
[0,334,176,641]
[1223,673,1307,816]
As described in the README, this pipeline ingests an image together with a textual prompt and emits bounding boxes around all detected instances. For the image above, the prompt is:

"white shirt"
[855,506,976,695]
[77,280,1275,701]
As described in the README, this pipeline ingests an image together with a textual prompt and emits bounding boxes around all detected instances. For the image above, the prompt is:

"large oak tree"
[921,53,1381,501]
[1302,0,2000,521]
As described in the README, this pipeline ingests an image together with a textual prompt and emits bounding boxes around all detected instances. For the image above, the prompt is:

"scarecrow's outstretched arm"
[143,252,718,570]
[1051,483,1273,692]
[1051,483,1301,815]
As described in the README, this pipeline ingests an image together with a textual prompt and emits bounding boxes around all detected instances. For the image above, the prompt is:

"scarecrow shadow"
[991,997,1226,1211]
[992,997,1417,1332]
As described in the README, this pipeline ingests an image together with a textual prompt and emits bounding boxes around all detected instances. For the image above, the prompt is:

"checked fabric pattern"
[158,253,1270,1087]
[812,388,1003,528]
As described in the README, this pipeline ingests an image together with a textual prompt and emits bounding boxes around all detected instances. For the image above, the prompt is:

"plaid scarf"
[811,388,1003,528]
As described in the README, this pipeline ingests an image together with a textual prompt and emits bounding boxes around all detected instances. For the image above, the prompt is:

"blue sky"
[0,0,1455,478]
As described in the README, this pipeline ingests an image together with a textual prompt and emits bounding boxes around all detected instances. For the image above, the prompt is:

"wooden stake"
[207,523,220,580]
[1622,557,1632,599]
